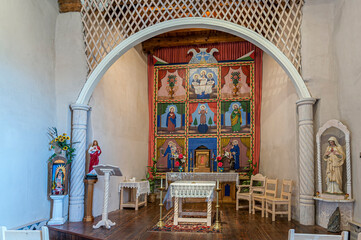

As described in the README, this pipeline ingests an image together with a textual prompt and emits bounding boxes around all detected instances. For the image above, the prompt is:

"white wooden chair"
[265,179,292,221]
[236,173,266,212]
[252,178,278,217]
[0,226,49,240]
[288,229,349,240]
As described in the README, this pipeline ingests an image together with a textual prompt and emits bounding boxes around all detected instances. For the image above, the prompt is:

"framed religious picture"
[48,156,70,197]
[220,136,252,172]
[156,103,186,135]
[188,102,217,135]
[155,138,185,172]
[189,67,218,100]
[220,65,251,99]
[220,100,251,134]
[157,68,187,101]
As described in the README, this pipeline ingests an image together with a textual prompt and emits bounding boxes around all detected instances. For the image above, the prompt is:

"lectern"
[93,164,122,229]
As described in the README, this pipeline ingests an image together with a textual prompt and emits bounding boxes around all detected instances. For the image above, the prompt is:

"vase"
[233,84,239,97]
[168,87,175,99]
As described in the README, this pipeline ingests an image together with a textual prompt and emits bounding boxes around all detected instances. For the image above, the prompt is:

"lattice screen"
[81,0,304,74]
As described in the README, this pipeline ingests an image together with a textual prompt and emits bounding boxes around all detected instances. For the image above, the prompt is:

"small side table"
[119,181,150,210]
[83,175,98,222]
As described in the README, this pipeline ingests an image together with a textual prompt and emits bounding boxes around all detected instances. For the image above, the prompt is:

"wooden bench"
[0,226,49,240]
[288,229,349,240]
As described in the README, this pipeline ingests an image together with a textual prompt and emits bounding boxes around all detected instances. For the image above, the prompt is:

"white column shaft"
[69,104,91,222]
[297,98,316,225]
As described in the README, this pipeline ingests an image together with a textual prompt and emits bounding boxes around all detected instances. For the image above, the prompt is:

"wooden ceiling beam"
[58,0,81,13]
[142,30,245,54]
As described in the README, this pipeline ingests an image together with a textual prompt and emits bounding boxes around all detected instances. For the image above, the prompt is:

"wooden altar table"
[118,181,150,210]
[167,181,216,226]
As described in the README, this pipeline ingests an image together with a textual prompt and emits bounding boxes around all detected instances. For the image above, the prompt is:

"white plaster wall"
[333,0,361,222]
[0,0,58,228]
[260,53,299,220]
[88,45,149,216]
[55,13,88,135]
[302,0,340,127]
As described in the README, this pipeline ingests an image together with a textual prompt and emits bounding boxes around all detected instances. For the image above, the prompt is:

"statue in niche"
[323,136,345,194]
[167,106,176,133]
[231,104,242,132]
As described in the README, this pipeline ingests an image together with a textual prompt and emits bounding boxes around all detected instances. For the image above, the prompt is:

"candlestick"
[160,178,163,188]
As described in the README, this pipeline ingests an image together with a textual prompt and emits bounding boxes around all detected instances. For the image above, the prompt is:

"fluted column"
[296,98,316,225]
[69,104,91,222]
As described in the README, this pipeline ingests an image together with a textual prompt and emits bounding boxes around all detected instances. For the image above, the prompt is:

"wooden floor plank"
[49,202,329,240]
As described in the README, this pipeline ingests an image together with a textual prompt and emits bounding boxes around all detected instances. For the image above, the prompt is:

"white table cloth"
[166,172,239,188]
[164,181,216,226]
[118,181,150,198]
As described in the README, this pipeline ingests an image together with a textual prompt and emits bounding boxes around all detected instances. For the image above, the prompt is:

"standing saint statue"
[167,106,176,133]
[323,136,345,194]
[231,104,242,132]
[88,140,102,175]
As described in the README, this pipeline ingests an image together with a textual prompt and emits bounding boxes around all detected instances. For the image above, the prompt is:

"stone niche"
[314,119,354,230]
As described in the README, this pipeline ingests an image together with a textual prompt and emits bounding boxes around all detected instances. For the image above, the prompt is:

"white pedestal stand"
[48,195,67,225]
[93,164,122,229]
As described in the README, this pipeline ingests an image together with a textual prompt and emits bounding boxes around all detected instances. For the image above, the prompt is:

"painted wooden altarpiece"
[152,48,255,173]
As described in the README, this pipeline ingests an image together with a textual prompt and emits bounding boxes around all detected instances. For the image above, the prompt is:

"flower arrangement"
[175,154,186,172]
[146,157,158,193]
[48,127,76,164]
[231,72,240,85]
[167,75,177,88]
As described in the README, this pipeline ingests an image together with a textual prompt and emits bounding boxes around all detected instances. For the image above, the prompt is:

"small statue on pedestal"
[88,140,102,176]
[323,137,345,194]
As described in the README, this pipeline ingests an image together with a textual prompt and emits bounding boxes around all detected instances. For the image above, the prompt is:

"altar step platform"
[48,202,331,240]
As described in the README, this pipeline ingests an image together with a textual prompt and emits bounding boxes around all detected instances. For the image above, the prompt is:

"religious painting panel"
[47,156,69,196]
[157,68,186,101]
[188,102,217,135]
[189,67,218,100]
[220,136,251,173]
[221,100,251,134]
[155,138,185,172]
[220,65,251,99]
[156,103,185,135]
[188,137,217,172]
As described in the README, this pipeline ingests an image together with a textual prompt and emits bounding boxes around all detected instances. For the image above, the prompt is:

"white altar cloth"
[118,181,150,198]
[166,172,239,188]
[165,181,216,226]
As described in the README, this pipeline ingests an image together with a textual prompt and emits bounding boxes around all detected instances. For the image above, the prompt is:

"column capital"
[70,103,91,112]
[296,98,316,107]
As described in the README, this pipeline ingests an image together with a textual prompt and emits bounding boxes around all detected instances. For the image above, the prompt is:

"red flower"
[175,161,180,167]
[218,162,223,167]
[178,154,183,159]
[216,156,222,161]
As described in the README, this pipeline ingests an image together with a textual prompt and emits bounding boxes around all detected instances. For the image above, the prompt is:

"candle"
[160,178,163,188]
[217,180,219,188]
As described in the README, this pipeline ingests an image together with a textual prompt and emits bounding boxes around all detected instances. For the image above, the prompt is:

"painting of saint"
[221,65,251,99]
[221,101,251,133]
[156,138,185,172]
[189,102,217,134]
[52,164,66,195]
[157,103,185,135]
[221,137,251,172]
[189,67,218,99]
[157,69,186,100]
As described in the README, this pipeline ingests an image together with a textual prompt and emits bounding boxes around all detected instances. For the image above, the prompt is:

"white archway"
[70,17,316,225]
[76,17,311,104]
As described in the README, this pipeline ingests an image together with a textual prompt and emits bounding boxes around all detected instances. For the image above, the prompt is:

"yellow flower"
[55,138,58,142]
[59,137,64,142]
[50,140,54,144]
[63,133,66,136]
[63,146,68,150]
[66,136,70,140]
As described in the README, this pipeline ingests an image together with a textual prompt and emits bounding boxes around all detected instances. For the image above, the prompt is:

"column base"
[299,203,315,225]
[69,196,84,222]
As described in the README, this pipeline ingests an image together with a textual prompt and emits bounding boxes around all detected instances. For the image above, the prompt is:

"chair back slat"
[281,179,293,200]
[250,174,266,195]
[265,178,278,198]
